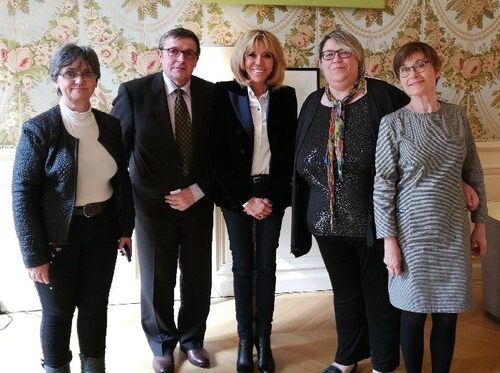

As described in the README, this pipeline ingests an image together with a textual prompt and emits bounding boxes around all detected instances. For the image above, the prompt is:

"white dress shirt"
[248,87,271,176]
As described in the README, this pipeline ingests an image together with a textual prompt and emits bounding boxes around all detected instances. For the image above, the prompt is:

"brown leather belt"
[73,200,110,218]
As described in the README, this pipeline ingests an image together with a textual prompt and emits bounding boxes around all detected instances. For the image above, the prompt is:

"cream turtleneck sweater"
[60,100,117,206]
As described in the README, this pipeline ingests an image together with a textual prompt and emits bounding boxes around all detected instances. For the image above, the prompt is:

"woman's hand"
[383,236,403,276]
[471,223,487,257]
[243,197,273,220]
[27,263,50,284]
[462,181,479,211]
[118,236,132,260]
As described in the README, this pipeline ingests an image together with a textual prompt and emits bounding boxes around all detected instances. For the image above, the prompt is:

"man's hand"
[164,188,196,211]
[27,263,50,284]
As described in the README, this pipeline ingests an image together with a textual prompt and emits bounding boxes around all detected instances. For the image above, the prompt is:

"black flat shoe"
[237,339,254,373]
[323,362,358,373]
[255,337,275,373]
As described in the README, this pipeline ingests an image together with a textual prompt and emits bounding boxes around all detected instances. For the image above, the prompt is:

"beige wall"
[478,142,500,202]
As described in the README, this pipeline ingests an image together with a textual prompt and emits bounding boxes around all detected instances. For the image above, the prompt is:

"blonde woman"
[209,29,297,373]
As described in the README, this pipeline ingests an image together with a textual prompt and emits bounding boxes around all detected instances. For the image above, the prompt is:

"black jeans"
[222,206,284,341]
[315,236,401,372]
[35,206,119,368]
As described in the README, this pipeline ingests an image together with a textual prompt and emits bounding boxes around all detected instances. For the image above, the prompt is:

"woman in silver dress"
[373,41,487,373]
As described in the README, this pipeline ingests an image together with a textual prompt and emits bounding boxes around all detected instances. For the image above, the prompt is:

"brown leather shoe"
[184,347,210,368]
[152,354,174,373]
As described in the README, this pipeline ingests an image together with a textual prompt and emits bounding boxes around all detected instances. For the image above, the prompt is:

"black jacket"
[12,105,135,268]
[209,80,297,212]
[111,73,214,199]
[291,78,410,257]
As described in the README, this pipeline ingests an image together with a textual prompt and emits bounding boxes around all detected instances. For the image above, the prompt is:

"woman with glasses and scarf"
[12,44,134,373]
[373,41,487,373]
[291,30,410,373]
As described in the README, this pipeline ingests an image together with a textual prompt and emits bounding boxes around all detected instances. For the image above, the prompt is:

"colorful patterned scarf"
[324,77,366,231]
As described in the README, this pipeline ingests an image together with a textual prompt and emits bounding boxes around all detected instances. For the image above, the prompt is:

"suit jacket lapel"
[190,77,204,148]
[229,88,253,144]
[150,73,176,143]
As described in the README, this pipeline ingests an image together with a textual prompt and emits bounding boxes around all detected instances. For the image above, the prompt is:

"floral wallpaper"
[0,0,498,146]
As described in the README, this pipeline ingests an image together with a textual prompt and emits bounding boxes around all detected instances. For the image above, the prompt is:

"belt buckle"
[82,203,96,218]
[252,176,262,184]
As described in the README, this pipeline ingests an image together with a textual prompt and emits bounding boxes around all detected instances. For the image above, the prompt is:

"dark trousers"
[222,207,284,340]
[35,207,119,368]
[315,236,400,372]
[400,311,457,373]
[136,198,213,356]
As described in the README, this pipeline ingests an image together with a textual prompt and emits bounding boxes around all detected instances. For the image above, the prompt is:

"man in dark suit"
[111,28,214,373]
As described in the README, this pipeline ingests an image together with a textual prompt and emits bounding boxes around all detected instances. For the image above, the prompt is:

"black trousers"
[315,236,400,372]
[135,197,213,356]
[35,206,119,368]
[222,207,284,340]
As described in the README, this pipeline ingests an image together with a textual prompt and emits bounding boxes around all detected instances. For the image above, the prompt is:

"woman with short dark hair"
[12,43,134,373]
[374,41,487,373]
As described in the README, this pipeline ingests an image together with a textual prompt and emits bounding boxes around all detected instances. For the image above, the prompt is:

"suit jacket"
[111,72,214,215]
[209,80,297,212]
[291,78,410,257]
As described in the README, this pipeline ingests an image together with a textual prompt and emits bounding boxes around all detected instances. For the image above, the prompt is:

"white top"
[162,72,204,201]
[60,100,117,206]
[248,87,271,176]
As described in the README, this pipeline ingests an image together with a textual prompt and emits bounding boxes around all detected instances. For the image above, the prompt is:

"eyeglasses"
[160,47,199,60]
[399,60,429,78]
[58,71,98,81]
[320,49,352,61]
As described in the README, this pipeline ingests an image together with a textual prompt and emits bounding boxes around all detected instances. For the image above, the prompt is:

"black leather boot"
[79,353,105,373]
[236,339,254,373]
[256,337,275,373]
[41,361,71,373]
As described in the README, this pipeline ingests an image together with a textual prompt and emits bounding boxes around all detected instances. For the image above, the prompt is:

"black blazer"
[291,78,410,257]
[111,73,214,203]
[209,80,297,212]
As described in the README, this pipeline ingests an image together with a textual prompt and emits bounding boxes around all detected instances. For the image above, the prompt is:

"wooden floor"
[1,287,499,372]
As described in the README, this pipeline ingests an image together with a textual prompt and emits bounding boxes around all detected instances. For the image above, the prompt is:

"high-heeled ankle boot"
[79,353,105,373]
[256,337,275,373]
[237,339,254,373]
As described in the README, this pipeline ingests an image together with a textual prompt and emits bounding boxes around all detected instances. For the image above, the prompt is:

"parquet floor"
[0,287,499,372]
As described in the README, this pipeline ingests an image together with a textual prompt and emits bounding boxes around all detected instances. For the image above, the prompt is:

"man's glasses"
[160,47,199,60]
[58,71,98,81]
[320,49,352,61]
[399,60,429,78]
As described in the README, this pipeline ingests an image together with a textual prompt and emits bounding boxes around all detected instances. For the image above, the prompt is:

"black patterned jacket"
[12,105,134,268]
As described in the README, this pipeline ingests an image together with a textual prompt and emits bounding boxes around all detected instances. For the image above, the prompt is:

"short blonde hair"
[319,30,366,78]
[230,29,286,90]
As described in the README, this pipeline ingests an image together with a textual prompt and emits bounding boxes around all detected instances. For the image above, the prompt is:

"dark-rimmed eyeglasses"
[399,60,429,78]
[160,47,199,60]
[321,49,352,61]
[58,71,98,81]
